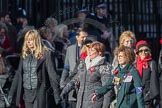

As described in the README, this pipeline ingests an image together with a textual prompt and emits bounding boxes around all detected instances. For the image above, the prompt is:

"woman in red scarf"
[136,40,159,108]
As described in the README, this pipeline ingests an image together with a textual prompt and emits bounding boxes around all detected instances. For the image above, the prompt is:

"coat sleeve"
[96,75,114,97]
[64,60,80,85]
[100,63,114,108]
[60,60,83,96]
[150,60,159,99]
[46,51,61,104]
[158,50,162,74]
[131,68,145,108]
[60,47,70,88]
[9,58,22,97]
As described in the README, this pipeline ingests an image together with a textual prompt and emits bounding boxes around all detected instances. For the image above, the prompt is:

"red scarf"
[136,56,152,77]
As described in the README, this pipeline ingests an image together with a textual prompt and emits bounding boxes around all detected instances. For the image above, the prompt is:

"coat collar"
[37,58,45,67]
[85,56,105,70]
[118,63,133,74]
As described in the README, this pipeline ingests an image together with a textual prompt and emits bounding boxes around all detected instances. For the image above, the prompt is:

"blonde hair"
[119,31,136,47]
[55,24,68,39]
[22,29,48,59]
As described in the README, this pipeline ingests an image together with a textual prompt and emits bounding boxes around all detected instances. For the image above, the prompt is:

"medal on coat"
[114,77,120,85]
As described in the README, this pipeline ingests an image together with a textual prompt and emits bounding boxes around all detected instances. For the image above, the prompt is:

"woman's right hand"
[91,93,97,103]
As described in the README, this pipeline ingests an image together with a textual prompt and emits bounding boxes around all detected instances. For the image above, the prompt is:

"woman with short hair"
[136,40,159,108]
[60,41,112,108]
[91,46,145,108]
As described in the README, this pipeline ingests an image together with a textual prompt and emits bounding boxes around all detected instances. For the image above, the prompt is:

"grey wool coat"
[9,50,61,108]
[61,56,112,108]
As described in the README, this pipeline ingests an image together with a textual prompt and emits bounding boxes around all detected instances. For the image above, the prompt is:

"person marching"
[8,29,61,108]
[91,46,145,108]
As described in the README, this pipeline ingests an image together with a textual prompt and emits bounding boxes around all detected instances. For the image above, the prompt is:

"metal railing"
[0,0,162,61]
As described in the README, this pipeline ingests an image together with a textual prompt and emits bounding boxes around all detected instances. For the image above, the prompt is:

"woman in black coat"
[136,40,159,108]
[8,29,61,108]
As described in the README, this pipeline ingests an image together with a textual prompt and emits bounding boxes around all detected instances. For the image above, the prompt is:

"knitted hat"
[136,40,149,52]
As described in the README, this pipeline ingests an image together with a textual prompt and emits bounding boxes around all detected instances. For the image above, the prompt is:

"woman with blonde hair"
[119,30,136,48]
[8,29,61,108]
[112,30,137,71]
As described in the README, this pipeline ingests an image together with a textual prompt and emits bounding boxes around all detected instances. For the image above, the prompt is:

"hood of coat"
[85,55,105,70]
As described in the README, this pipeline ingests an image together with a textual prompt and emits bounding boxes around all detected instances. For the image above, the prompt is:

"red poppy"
[113,70,119,75]
[89,67,95,73]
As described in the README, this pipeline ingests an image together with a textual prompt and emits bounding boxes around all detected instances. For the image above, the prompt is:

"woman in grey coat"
[60,41,112,108]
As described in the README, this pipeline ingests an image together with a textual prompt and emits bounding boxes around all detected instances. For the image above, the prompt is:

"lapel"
[73,43,78,62]
[36,57,46,71]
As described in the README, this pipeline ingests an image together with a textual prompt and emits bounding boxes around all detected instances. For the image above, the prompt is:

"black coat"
[9,50,61,108]
[142,60,159,102]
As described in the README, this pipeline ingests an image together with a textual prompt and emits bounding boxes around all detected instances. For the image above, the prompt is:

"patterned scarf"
[136,56,152,77]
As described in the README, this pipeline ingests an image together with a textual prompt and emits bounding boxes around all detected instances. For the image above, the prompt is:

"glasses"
[118,55,126,58]
[138,49,149,53]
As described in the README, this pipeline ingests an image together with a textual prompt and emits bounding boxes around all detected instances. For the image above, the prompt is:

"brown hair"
[90,41,105,56]
[114,45,135,64]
